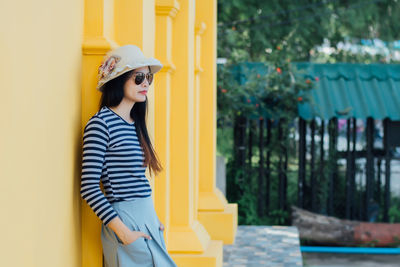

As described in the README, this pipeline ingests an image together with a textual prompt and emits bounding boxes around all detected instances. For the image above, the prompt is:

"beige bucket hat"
[96,44,163,91]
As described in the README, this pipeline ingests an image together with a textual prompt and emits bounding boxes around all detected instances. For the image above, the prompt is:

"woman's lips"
[139,91,147,95]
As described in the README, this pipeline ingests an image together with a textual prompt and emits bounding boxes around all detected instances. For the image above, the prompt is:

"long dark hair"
[99,68,163,177]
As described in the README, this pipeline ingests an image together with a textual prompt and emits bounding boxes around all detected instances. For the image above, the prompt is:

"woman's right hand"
[120,229,152,246]
[107,216,152,246]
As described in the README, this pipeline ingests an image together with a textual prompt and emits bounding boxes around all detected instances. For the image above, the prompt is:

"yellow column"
[81,1,117,266]
[114,0,156,58]
[167,0,222,266]
[82,0,158,266]
[154,0,179,248]
[196,0,238,244]
[168,0,206,249]
[193,21,206,226]
[114,0,157,189]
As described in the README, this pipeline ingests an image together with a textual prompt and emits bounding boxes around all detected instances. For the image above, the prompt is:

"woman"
[80,45,178,267]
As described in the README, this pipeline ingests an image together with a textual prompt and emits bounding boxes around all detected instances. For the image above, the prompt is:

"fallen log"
[291,206,400,247]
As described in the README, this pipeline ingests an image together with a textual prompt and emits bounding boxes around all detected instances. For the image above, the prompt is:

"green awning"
[294,63,400,120]
[220,62,400,120]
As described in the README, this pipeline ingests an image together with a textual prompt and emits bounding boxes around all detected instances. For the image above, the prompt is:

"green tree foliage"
[217,0,400,225]
[217,45,315,127]
[217,0,400,63]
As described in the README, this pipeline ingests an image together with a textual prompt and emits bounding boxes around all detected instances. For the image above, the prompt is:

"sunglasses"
[132,72,153,85]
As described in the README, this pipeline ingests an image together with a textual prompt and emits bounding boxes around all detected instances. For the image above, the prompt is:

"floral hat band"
[96,44,163,91]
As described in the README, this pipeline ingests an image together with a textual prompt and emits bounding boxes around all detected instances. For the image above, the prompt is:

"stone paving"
[223,225,303,267]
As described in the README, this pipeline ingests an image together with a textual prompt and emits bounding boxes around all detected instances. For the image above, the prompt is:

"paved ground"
[302,252,400,267]
[223,225,303,267]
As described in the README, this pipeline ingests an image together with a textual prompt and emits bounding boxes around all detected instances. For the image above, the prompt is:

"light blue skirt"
[101,196,178,267]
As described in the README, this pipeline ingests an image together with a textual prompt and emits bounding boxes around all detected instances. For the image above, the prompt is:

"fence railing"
[224,115,400,225]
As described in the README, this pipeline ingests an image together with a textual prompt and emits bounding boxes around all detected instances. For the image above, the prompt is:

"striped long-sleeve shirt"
[80,106,152,226]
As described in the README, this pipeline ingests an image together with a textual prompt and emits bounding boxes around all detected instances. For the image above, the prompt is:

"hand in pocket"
[119,229,152,246]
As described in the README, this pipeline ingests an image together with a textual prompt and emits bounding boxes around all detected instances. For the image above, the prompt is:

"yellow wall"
[0,1,83,266]
[1,0,237,266]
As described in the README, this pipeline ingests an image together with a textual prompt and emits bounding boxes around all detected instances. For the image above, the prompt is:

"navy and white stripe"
[80,106,152,226]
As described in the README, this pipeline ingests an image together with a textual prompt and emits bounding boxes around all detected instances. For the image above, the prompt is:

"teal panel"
[219,62,400,120]
[293,62,400,120]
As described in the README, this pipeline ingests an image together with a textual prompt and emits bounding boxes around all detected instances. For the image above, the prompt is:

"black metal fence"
[225,115,400,224]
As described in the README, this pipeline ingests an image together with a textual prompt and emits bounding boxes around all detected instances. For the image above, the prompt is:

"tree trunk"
[292,206,400,247]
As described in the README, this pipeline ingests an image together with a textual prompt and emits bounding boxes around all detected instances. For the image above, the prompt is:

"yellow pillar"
[196,0,238,244]
[114,0,157,189]
[81,0,158,266]
[194,21,206,228]
[114,0,157,79]
[154,0,179,248]
[81,1,228,266]
[81,1,117,266]
[167,0,206,249]
[167,0,222,266]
